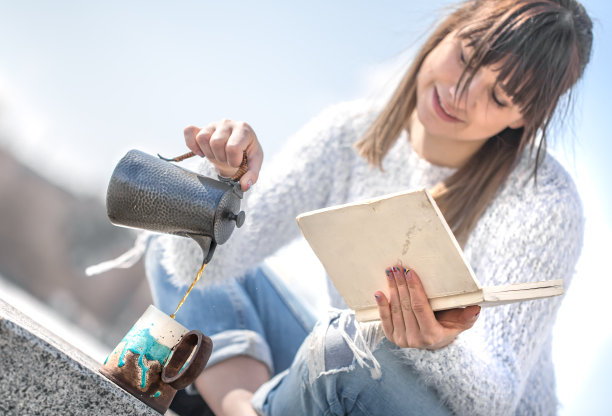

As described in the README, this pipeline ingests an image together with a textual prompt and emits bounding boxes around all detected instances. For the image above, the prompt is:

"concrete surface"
[0,298,176,415]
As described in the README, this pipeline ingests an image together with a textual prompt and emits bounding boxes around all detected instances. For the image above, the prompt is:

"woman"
[145,0,593,414]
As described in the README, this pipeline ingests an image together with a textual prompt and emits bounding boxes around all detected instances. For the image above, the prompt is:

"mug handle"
[161,330,213,390]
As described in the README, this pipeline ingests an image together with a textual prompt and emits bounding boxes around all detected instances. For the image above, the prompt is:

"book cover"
[296,188,563,322]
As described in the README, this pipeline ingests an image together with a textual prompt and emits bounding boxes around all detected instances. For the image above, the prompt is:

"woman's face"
[416,32,525,143]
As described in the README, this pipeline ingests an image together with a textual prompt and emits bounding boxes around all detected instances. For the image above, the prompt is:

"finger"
[225,121,255,167]
[239,148,263,191]
[374,291,395,341]
[224,121,262,191]
[404,269,439,333]
[393,267,420,338]
[428,306,480,349]
[209,121,233,163]
[385,267,406,341]
[194,124,216,161]
[184,125,204,157]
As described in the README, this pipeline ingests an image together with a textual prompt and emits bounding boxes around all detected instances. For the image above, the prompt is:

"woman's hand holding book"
[375,266,481,350]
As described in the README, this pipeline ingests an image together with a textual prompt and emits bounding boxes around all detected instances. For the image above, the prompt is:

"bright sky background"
[0,1,610,414]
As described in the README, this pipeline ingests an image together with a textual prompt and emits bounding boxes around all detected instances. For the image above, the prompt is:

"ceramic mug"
[100,305,212,413]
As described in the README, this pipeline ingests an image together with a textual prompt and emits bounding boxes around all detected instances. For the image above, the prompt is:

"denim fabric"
[252,312,452,416]
[144,236,317,376]
[145,237,450,415]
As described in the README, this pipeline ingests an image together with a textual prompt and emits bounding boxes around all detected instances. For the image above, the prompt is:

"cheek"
[416,63,429,90]
[416,61,437,103]
[417,51,438,86]
[474,110,517,136]
[415,70,434,122]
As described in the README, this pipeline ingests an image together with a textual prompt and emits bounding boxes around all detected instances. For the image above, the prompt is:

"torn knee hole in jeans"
[306,312,385,385]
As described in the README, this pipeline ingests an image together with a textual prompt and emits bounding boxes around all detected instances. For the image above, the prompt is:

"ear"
[508,117,524,129]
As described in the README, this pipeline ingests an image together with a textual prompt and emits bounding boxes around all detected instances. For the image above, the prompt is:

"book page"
[356,289,486,322]
[297,189,480,313]
[481,280,564,306]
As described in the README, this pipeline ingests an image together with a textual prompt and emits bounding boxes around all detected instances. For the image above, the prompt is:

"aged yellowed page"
[297,188,563,322]
[297,189,480,313]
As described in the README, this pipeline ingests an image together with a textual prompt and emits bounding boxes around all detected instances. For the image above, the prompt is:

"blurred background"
[0,0,609,414]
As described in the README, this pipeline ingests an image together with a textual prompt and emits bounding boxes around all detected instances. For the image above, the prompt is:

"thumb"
[461,305,481,329]
[437,305,481,329]
[239,151,263,191]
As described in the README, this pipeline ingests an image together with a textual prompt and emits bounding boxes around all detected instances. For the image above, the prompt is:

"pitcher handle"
[161,330,213,390]
[158,150,248,182]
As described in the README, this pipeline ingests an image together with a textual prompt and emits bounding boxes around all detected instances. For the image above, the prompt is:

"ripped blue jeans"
[145,238,450,416]
[252,313,452,416]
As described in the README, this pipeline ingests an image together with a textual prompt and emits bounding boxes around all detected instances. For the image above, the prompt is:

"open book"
[296,188,563,322]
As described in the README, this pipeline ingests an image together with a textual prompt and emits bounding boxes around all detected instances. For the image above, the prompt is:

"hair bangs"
[456,1,580,124]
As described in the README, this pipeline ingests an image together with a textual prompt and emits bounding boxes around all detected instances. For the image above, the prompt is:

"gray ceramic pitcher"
[106,149,246,264]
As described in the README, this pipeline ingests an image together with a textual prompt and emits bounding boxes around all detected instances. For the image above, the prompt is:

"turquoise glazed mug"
[100,305,212,413]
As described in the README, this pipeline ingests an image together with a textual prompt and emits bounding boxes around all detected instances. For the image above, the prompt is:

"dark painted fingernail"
[374,293,381,302]
[385,268,391,276]
[393,267,399,272]
[405,269,413,280]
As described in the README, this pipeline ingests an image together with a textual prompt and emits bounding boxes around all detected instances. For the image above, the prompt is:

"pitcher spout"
[188,234,217,265]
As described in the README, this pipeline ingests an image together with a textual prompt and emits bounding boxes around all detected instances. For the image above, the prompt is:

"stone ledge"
[0,298,175,415]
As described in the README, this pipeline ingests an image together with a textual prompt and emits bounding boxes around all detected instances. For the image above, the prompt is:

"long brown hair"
[355,0,592,244]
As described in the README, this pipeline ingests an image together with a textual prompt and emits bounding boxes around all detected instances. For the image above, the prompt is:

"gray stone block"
[0,298,175,415]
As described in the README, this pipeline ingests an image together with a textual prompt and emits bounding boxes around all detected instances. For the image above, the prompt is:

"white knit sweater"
[158,100,584,415]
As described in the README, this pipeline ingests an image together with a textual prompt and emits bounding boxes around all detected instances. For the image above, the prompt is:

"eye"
[492,89,508,107]
[459,45,476,70]
[459,47,470,67]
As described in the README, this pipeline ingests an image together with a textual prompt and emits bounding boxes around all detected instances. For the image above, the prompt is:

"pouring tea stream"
[98,148,248,413]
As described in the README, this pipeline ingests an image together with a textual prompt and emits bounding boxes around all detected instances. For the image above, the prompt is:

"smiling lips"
[433,87,463,123]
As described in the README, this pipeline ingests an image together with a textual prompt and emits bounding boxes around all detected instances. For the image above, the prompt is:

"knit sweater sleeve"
[160,101,369,288]
[395,160,584,415]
